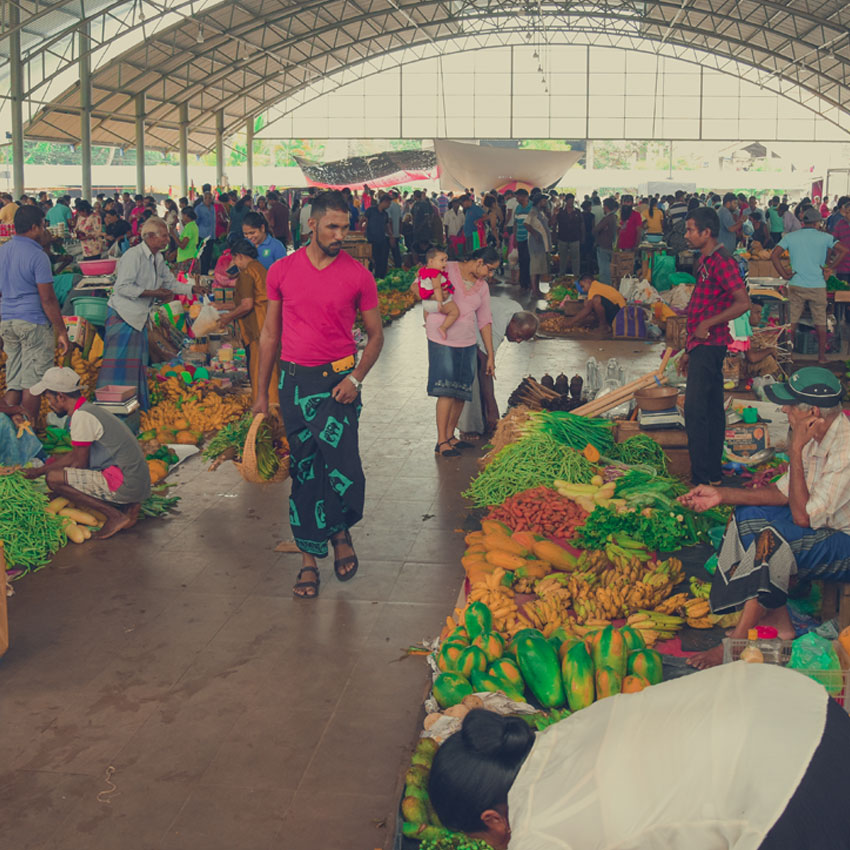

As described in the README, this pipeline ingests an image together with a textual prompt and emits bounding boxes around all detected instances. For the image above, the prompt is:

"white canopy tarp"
[434,140,581,193]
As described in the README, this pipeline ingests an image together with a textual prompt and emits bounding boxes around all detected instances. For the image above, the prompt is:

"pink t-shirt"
[266,247,379,366]
[425,262,492,348]
[617,210,643,250]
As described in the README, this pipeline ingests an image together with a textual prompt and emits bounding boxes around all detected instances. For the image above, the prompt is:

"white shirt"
[508,663,827,850]
[108,241,193,331]
[505,197,519,228]
[445,208,465,238]
[300,203,312,236]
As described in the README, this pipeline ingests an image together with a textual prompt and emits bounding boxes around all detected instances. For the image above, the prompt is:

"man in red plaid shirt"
[681,207,751,485]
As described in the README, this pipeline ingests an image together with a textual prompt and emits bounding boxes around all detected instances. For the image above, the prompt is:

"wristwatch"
[347,375,363,392]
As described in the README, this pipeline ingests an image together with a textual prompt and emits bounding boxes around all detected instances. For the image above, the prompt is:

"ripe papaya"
[622,674,650,694]
[514,632,566,708]
[461,554,490,573]
[595,665,622,700]
[484,550,525,571]
[433,672,473,708]
[511,531,543,550]
[627,648,663,685]
[437,641,467,673]
[558,637,581,662]
[457,645,489,678]
[482,533,529,557]
[473,632,504,662]
[561,641,595,711]
[619,625,646,653]
[471,669,524,702]
[464,531,485,546]
[514,560,551,581]
[488,657,524,691]
[465,544,488,555]
[590,625,627,678]
[532,540,578,571]
[480,519,512,536]
[464,601,493,641]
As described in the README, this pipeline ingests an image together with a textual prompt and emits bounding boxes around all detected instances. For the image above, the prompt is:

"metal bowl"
[634,386,679,412]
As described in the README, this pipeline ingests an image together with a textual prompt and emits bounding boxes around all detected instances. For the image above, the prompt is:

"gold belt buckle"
[330,355,355,373]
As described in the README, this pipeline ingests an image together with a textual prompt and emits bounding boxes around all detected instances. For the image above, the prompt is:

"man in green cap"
[680,366,850,668]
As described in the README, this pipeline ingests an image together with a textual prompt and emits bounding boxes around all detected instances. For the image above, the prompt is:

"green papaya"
[619,625,646,653]
[471,669,524,701]
[457,645,489,679]
[432,672,473,708]
[488,657,524,692]
[446,627,470,646]
[547,627,571,656]
[464,601,493,641]
[473,631,505,662]
[514,632,566,708]
[627,648,664,685]
[595,665,622,699]
[590,625,627,678]
[436,640,467,673]
[561,641,595,712]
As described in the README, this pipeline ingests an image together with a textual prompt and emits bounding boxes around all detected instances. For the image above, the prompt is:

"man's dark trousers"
[684,344,727,485]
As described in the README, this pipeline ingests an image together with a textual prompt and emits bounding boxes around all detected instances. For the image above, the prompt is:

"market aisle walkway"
[0,281,664,850]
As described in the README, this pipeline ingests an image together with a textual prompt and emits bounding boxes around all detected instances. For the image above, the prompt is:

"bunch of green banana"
[628,609,685,641]
[690,576,711,600]
[254,422,280,480]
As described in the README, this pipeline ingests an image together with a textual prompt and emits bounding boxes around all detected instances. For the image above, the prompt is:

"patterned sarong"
[279,363,365,557]
[97,308,150,410]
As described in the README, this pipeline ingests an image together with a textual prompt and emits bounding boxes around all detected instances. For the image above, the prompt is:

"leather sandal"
[292,565,320,598]
[435,440,460,457]
[332,530,359,582]
[450,438,474,450]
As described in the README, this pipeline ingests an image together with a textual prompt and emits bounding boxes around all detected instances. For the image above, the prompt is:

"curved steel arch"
[18,0,850,152]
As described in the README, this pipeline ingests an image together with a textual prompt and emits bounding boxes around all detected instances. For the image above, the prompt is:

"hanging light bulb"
[537,63,543,73]
[196,23,204,43]
[533,49,539,58]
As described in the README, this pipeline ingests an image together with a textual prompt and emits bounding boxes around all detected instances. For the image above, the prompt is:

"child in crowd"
[417,247,459,338]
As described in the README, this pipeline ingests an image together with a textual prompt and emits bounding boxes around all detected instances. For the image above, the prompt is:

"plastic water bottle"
[606,357,621,383]
[586,357,600,397]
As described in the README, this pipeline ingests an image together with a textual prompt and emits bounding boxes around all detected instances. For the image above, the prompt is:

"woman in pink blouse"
[424,246,499,457]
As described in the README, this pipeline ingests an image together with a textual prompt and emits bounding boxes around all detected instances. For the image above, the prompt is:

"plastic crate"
[722,638,850,711]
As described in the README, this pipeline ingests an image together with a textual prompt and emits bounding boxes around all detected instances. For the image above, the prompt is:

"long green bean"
[463,432,596,508]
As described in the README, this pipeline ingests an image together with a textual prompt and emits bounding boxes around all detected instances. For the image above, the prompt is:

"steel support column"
[179,102,189,197]
[79,22,93,199]
[9,4,25,198]
[215,110,224,187]
[246,119,254,191]
[135,93,146,194]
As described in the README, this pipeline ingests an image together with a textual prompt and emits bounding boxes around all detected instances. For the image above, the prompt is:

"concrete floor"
[0,279,665,850]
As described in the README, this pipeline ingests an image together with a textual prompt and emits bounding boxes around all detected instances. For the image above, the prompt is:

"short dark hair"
[603,196,619,212]
[515,189,529,199]
[202,183,212,193]
[564,193,575,201]
[14,204,44,234]
[425,246,447,262]
[242,211,268,232]
[429,710,534,833]
[464,245,500,264]
[722,192,737,205]
[687,206,719,237]
[179,197,188,206]
[309,190,350,221]
[76,199,92,214]
[230,238,258,259]
[182,206,197,221]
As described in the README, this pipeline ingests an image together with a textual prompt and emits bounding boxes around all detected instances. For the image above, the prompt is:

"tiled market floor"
[0,279,665,850]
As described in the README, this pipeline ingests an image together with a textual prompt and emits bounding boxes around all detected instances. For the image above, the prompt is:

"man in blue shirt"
[773,207,848,363]
[513,188,534,289]
[718,193,740,254]
[241,211,287,270]
[45,196,72,229]
[365,194,392,279]
[195,191,215,273]
[462,194,485,245]
[0,205,70,422]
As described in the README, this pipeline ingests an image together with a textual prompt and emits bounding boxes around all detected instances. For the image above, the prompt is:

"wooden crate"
[665,315,688,350]
[343,241,372,260]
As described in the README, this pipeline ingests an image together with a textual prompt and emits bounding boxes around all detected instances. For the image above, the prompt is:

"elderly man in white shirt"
[96,217,201,410]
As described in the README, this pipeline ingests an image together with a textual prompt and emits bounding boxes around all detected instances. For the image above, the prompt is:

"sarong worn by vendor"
[682,366,850,669]
[217,239,279,408]
[428,664,850,850]
[24,367,151,539]
[97,218,203,410]
[253,191,384,599]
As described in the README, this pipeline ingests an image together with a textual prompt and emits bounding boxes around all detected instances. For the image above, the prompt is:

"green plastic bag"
[651,254,677,291]
[789,632,843,696]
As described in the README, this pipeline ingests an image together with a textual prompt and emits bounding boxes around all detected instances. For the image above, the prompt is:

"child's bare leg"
[438,301,460,337]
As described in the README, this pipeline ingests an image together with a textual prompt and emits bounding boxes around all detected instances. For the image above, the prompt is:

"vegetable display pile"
[141,380,251,436]
[525,410,615,455]
[608,434,668,474]
[463,433,595,508]
[0,474,67,571]
[484,487,588,539]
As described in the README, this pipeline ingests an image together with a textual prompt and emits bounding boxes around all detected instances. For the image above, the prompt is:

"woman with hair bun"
[429,663,850,849]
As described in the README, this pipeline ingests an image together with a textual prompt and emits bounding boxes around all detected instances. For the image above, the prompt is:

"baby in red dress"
[417,247,459,338]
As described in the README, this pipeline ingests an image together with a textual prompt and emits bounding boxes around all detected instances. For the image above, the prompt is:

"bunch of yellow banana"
[69,349,102,398]
[683,596,712,626]
[628,609,685,644]
[654,592,689,614]
[523,587,573,632]
[467,569,521,635]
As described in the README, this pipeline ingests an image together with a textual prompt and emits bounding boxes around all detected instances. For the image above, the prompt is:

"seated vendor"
[24,367,151,540]
[428,664,850,850]
[681,366,850,669]
[560,274,625,334]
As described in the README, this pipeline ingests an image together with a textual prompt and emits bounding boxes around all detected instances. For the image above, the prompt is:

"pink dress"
[417,267,454,301]
[425,261,492,347]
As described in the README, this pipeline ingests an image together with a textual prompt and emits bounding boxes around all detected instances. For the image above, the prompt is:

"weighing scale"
[72,274,115,292]
[637,406,685,430]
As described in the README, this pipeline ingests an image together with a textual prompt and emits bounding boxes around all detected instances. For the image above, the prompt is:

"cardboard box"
[747,258,790,278]
[725,421,769,459]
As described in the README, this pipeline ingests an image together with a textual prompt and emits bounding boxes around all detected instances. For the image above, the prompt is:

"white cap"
[30,366,82,395]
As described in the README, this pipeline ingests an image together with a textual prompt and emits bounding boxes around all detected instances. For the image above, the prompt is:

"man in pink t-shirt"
[254,191,384,599]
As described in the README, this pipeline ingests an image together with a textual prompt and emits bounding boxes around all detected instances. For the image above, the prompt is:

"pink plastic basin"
[79,258,117,275]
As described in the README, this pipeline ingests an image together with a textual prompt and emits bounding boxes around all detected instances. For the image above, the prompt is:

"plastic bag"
[667,284,694,311]
[788,632,843,696]
[213,250,234,288]
[651,254,677,291]
[190,302,222,338]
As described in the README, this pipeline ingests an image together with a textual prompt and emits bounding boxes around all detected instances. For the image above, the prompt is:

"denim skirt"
[427,340,478,402]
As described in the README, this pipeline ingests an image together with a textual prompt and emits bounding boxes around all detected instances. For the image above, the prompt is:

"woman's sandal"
[434,440,460,457]
[332,530,359,582]
[292,565,320,598]
[450,438,474,450]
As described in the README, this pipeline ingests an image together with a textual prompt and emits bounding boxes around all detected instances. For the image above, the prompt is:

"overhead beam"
[79,21,93,199]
